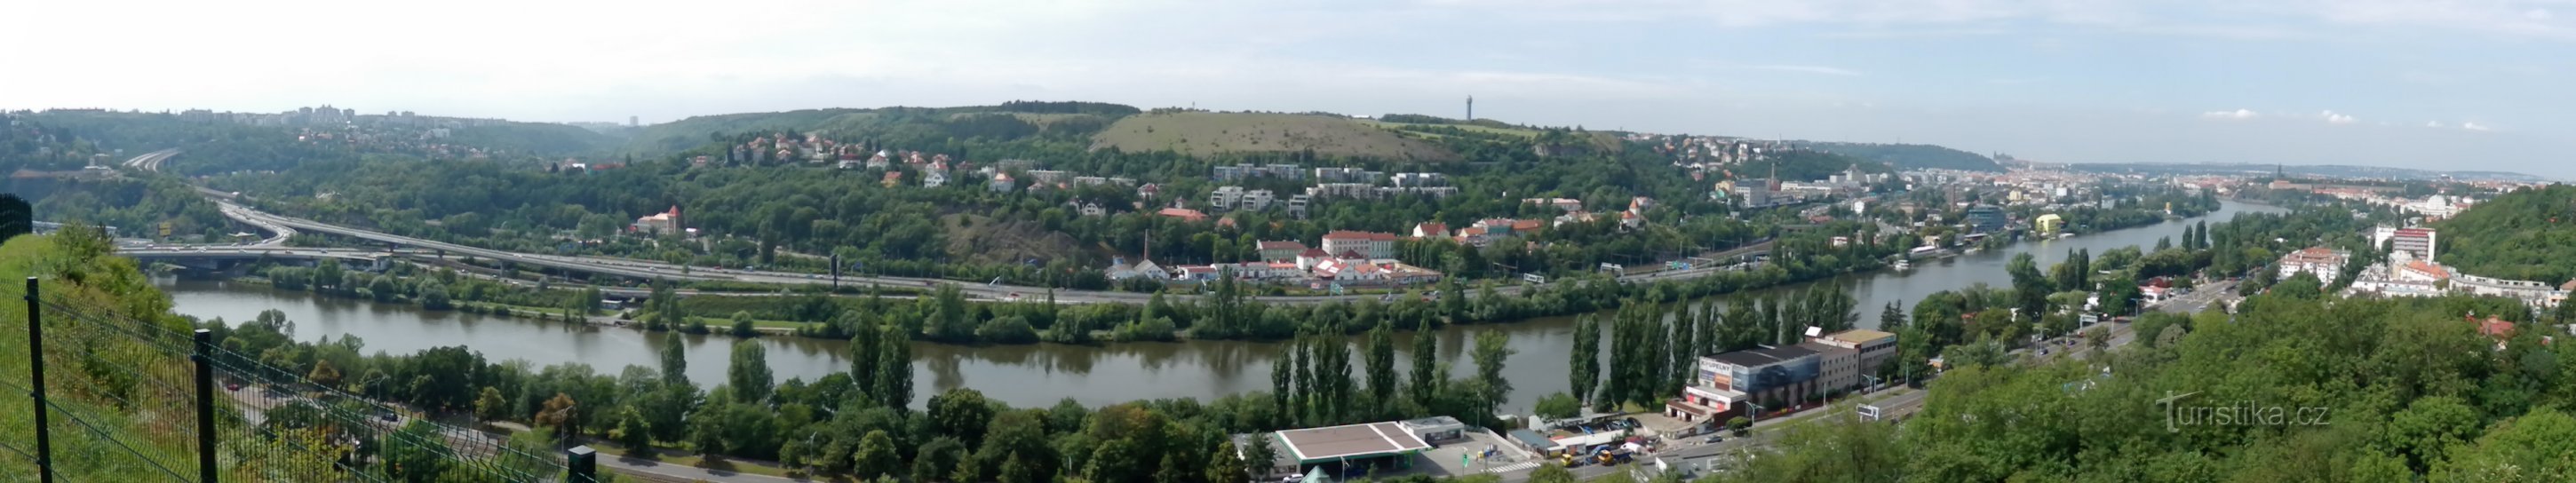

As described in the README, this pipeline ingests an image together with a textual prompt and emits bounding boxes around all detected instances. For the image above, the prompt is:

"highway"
[122,148,180,172]
[204,198,1775,305]
[129,150,1777,305]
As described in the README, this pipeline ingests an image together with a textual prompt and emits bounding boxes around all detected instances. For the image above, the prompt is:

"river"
[160,201,2284,411]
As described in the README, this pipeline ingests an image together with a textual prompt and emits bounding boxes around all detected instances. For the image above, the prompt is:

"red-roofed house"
[1413,222,1449,239]
[1158,208,1210,223]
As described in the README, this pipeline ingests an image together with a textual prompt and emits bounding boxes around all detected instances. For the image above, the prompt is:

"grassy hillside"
[625,101,1139,155]
[624,108,875,154]
[1089,112,1459,162]
[1806,142,2002,172]
[2436,185,2576,284]
[449,122,623,156]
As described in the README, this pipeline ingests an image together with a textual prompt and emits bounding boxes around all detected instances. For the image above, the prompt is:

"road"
[185,178,1775,305]
[123,148,180,172]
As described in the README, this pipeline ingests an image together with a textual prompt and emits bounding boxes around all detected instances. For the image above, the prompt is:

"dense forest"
[1803,142,2003,172]
[2436,185,2576,285]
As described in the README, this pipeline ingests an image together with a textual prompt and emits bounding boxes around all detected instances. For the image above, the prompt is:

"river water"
[161,201,2283,411]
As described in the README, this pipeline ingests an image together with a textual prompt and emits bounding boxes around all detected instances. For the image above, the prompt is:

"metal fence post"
[565,445,597,483]
[193,329,219,483]
[24,277,52,483]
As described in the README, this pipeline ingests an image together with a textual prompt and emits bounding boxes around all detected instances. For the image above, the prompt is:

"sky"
[4,0,2572,178]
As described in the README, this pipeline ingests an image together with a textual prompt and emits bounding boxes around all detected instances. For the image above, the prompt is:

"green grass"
[1089,112,1459,162]
[1356,120,1546,138]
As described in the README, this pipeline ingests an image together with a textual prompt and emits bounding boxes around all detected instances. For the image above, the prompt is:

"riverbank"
[161,201,2284,410]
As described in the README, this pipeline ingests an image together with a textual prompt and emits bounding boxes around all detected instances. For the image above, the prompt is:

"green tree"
[1528,463,1578,483]
[730,310,759,337]
[728,340,773,404]
[1534,392,1582,419]
[1471,330,1514,425]
[928,388,998,447]
[1085,439,1149,483]
[1570,315,1599,406]
[369,275,399,303]
[657,334,688,385]
[1206,440,1247,483]
[416,280,451,310]
[314,257,344,293]
[847,312,881,403]
[1880,301,1906,330]
[474,386,510,421]
[1408,326,1440,412]
[914,437,967,483]
[381,420,452,482]
[613,406,654,453]
[1269,342,1295,426]
[853,430,901,479]
[1243,434,1277,480]
[876,327,913,410]
[1365,320,1398,417]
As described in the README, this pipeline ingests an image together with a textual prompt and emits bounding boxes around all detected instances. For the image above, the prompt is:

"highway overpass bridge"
[119,246,393,272]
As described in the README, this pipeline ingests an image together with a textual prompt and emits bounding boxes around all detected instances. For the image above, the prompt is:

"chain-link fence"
[6,278,600,482]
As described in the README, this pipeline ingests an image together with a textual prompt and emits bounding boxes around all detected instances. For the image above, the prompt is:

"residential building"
[923,170,947,188]
[1210,186,1245,211]
[2393,228,2437,262]
[1412,222,1448,239]
[1240,189,1276,211]
[1137,183,1162,200]
[1258,241,1310,262]
[1732,181,1777,208]
[1106,257,1168,281]
[988,173,1016,193]
[1524,198,1584,212]
[1315,167,1383,183]
[1809,329,1897,379]
[1320,231,1400,260]
[629,205,683,235]
[1391,172,1446,187]
[2396,260,2452,283]
[1028,170,1070,185]
[1306,183,1379,200]
[2277,247,2349,281]
[1286,194,1311,219]
[1801,341,1861,400]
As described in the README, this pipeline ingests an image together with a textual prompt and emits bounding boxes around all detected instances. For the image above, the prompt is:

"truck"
[1592,447,1634,466]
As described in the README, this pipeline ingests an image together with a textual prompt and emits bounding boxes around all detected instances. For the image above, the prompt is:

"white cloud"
[2463,122,2493,131]
[2202,109,2262,120]
[2320,110,2357,124]
[2428,121,2446,128]
[2532,9,2556,20]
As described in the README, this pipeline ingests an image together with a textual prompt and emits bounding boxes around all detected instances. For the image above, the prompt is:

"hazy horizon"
[6,0,2572,178]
